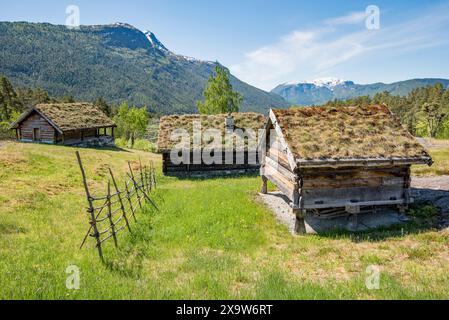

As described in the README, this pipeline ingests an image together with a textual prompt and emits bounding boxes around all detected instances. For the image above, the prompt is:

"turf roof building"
[260,104,433,234]
[157,112,266,176]
[11,103,116,146]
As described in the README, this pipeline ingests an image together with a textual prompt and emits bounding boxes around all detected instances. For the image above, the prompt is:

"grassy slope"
[413,145,449,176]
[1,142,449,299]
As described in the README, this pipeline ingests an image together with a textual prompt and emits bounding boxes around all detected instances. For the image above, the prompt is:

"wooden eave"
[10,108,64,134]
[267,109,298,172]
[10,108,117,134]
[296,156,433,168]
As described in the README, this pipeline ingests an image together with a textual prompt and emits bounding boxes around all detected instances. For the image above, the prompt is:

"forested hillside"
[0,22,289,114]
[320,84,449,139]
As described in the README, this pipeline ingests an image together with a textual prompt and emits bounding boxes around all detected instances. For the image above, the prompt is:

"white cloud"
[325,11,367,26]
[230,4,449,91]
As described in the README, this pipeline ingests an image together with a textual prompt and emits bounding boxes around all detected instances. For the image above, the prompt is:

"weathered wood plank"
[264,156,297,182]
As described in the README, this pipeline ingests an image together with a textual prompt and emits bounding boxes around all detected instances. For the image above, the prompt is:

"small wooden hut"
[157,113,266,176]
[10,103,116,146]
[260,105,433,234]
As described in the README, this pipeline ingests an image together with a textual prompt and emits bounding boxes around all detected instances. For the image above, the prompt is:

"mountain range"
[2,21,448,113]
[271,77,449,106]
[0,22,289,114]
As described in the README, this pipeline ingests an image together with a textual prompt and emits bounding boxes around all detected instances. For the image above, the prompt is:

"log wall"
[162,151,260,176]
[18,112,55,143]
[299,165,411,209]
[261,126,411,210]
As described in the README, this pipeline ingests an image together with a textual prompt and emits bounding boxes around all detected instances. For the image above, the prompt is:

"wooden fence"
[76,151,159,261]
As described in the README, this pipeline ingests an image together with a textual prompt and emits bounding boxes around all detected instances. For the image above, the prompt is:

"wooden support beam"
[293,208,307,235]
[261,175,268,194]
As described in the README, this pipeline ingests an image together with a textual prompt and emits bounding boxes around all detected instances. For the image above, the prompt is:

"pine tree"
[0,76,22,122]
[421,101,446,138]
[197,65,243,115]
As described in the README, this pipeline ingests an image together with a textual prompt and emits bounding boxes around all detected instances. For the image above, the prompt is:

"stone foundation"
[64,136,115,148]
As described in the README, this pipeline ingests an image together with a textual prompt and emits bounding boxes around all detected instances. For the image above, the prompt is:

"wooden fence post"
[107,181,118,247]
[151,161,157,189]
[124,179,137,222]
[109,168,132,232]
[147,165,153,192]
[139,158,146,193]
[126,172,159,211]
[128,162,143,210]
[145,166,151,193]
[76,151,103,262]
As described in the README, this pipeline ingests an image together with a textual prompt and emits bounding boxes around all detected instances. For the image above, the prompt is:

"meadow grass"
[1,142,449,299]
[413,146,449,176]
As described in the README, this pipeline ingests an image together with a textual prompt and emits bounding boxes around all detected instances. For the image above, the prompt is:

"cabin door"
[33,128,41,142]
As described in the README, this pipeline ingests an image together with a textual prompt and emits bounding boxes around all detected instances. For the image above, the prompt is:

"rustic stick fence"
[76,151,159,261]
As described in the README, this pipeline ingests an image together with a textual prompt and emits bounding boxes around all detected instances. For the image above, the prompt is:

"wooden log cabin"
[157,113,266,176]
[10,103,116,146]
[260,105,433,234]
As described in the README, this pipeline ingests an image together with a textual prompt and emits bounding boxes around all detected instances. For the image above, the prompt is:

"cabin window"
[33,128,41,142]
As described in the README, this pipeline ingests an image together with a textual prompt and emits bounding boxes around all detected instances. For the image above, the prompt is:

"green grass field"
[1,142,449,299]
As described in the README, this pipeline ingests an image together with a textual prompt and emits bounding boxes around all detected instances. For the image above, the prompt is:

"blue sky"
[1,0,449,90]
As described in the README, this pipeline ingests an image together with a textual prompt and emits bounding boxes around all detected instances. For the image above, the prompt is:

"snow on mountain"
[285,77,350,89]
[143,29,215,65]
[143,30,169,52]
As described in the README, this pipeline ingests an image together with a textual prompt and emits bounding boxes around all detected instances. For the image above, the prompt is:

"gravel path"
[412,175,449,191]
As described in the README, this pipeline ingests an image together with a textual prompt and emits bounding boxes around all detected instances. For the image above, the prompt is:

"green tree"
[16,87,51,109]
[114,102,149,147]
[420,101,447,138]
[0,76,22,122]
[197,65,243,114]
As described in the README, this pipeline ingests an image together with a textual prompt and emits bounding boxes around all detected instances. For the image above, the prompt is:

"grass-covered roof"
[157,112,266,152]
[12,103,116,132]
[272,104,431,163]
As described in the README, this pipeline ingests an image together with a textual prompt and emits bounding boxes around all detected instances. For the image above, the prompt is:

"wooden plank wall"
[261,134,299,202]
[261,128,411,209]
[18,113,55,143]
[299,165,411,209]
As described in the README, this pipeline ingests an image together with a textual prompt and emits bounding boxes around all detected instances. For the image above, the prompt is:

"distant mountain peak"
[306,77,347,88]
[285,77,350,89]
[0,21,290,114]
[143,30,170,53]
[112,22,138,29]
[272,78,449,106]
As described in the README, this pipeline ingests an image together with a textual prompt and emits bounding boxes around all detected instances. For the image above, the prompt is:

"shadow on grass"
[318,201,441,243]
[101,205,160,277]
[0,223,27,235]
[72,145,132,153]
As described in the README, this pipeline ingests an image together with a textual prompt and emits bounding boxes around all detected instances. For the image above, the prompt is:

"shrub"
[115,137,156,153]
[0,121,14,140]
